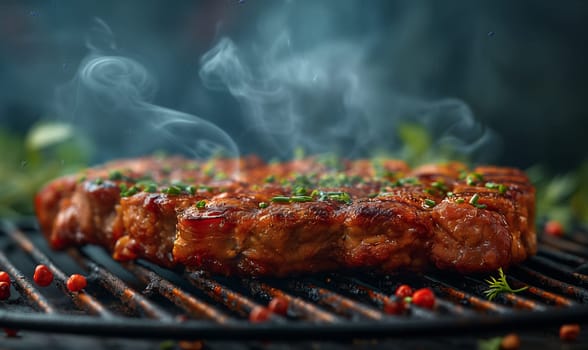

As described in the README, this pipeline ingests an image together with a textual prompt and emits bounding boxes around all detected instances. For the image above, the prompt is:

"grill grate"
[1,219,588,341]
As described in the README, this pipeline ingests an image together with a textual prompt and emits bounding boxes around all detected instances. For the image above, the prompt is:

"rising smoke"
[55,3,499,167]
[197,1,499,162]
[55,19,239,172]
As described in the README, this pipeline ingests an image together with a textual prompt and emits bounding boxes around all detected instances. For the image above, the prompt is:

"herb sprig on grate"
[483,268,528,301]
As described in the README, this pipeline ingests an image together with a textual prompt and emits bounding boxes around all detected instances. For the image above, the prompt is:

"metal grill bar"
[124,262,233,324]
[245,279,339,322]
[0,251,56,314]
[423,274,510,314]
[3,223,114,318]
[1,219,588,341]
[541,235,588,258]
[466,275,544,310]
[527,255,588,287]
[185,270,284,322]
[538,246,586,266]
[66,248,173,321]
[286,280,385,320]
[512,265,588,303]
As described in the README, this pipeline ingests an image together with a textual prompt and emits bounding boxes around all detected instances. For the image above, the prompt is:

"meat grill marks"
[35,156,536,276]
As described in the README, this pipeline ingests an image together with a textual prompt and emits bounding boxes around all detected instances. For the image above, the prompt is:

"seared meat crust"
[35,156,536,276]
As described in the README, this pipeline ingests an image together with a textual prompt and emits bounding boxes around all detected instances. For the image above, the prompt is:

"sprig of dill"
[483,268,528,301]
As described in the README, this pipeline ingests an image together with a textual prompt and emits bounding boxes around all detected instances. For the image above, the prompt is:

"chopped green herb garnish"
[258,202,269,209]
[423,188,436,195]
[269,194,315,203]
[121,185,139,197]
[446,192,455,198]
[186,185,196,195]
[485,182,498,189]
[485,182,508,195]
[293,186,308,196]
[292,174,315,189]
[466,172,484,186]
[271,196,291,203]
[119,183,128,192]
[94,178,103,185]
[368,193,379,198]
[163,185,182,196]
[483,268,528,301]
[199,185,213,193]
[170,181,188,190]
[498,184,507,194]
[431,181,448,192]
[456,198,465,204]
[108,170,124,180]
[424,199,436,208]
[397,177,420,186]
[264,175,276,183]
[196,200,206,209]
[290,195,314,202]
[470,193,480,204]
[77,175,87,183]
[315,191,352,204]
[469,193,487,209]
[318,173,364,187]
[145,183,157,193]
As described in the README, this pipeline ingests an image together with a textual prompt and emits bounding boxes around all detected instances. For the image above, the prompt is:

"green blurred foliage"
[477,337,502,350]
[0,122,90,217]
[395,123,468,167]
[529,162,588,229]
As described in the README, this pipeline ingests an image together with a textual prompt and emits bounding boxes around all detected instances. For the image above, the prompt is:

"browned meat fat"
[35,156,536,276]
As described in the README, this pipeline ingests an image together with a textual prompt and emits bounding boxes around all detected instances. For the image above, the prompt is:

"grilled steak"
[35,156,536,276]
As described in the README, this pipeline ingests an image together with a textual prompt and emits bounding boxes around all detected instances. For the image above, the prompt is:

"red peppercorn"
[249,306,271,323]
[383,299,406,315]
[501,333,521,350]
[412,288,435,309]
[0,271,10,284]
[66,274,87,292]
[33,264,54,287]
[268,296,289,316]
[394,284,413,299]
[3,328,19,337]
[545,220,564,237]
[560,324,580,341]
[0,282,10,300]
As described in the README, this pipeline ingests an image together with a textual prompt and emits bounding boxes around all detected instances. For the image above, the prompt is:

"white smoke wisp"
[417,99,501,162]
[55,20,240,174]
[198,30,499,162]
[199,34,385,158]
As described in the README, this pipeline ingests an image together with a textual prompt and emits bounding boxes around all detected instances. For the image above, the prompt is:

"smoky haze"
[0,0,586,170]
[54,19,239,170]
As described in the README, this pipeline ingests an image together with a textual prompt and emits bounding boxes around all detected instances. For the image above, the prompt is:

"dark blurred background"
[1,0,587,168]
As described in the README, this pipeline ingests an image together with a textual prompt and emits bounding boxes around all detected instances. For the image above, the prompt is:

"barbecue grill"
[1,218,587,349]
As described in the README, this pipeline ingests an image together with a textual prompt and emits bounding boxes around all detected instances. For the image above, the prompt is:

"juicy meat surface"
[35,156,536,276]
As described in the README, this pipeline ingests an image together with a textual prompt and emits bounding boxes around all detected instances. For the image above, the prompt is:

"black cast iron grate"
[1,218,588,341]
